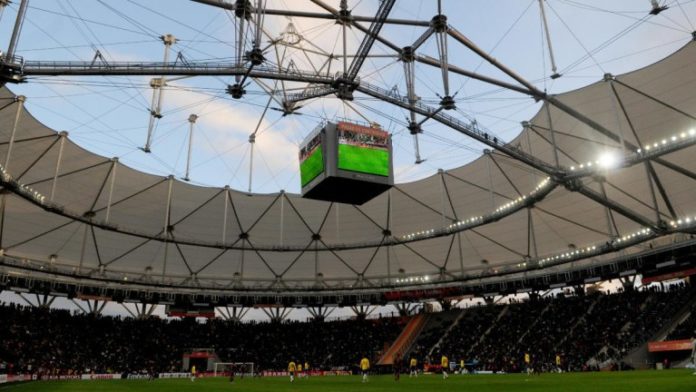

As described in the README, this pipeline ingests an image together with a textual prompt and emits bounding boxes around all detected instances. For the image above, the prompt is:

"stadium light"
[640,128,696,153]
[597,151,620,169]
[394,275,432,285]
[400,177,552,241]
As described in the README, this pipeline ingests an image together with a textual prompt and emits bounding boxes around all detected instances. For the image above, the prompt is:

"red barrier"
[642,268,696,284]
[648,339,694,352]
[0,374,37,384]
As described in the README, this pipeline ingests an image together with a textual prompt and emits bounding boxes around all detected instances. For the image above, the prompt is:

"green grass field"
[3,371,694,392]
[337,144,389,177]
[300,147,324,187]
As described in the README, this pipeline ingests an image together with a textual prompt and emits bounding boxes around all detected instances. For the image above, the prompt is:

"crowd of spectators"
[0,304,403,375]
[413,282,694,373]
[666,304,696,341]
[409,310,460,361]
[0,281,693,376]
[613,284,693,354]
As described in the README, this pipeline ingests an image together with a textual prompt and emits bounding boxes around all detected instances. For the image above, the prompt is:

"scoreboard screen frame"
[299,121,393,205]
[299,129,325,188]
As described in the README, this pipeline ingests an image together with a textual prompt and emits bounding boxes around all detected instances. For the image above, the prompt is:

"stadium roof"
[0,1,694,303]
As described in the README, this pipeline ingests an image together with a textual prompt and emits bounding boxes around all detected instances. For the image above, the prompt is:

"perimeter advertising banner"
[261,370,351,377]
[648,339,694,352]
[80,374,121,380]
[0,374,38,383]
[642,267,696,284]
[159,372,192,379]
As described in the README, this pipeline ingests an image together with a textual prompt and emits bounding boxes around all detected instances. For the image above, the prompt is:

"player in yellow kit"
[441,354,449,379]
[524,352,531,375]
[409,357,417,377]
[190,365,196,382]
[555,354,562,373]
[304,362,310,378]
[288,361,296,383]
[360,357,370,383]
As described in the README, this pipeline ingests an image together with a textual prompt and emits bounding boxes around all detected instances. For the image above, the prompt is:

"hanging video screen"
[336,122,390,177]
[299,132,324,187]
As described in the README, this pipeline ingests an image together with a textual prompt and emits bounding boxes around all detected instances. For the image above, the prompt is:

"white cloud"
[163,88,300,186]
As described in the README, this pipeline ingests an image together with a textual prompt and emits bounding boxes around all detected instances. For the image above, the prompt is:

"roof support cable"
[104,158,118,224]
[341,0,348,76]
[5,0,29,59]
[237,241,246,286]
[523,123,539,185]
[538,0,560,79]
[222,187,229,244]
[77,224,89,274]
[0,194,6,251]
[49,132,67,202]
[235,0,252,79]
[528,207,538,259]
[439,169,447,227]
[279,191,284,247]
[403,53,424,164]
[329,0,396,100]
[161,176,174,279]
[598,181,621,238]
[607,78,677,220]
[4,96,25,171]
[228,0,266,99]
[344,0,396,81]
[386,190,392,280]
[247,92,274,193]
[183,114,197,181]
[644,162,662,223]
[253,0,266,55]
[456,232,465,277]
[485,150,495,211]
[142,34,177,153]
[432,0,454,110]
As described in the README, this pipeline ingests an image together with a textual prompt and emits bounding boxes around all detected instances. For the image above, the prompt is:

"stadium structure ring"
[0,0,694,308]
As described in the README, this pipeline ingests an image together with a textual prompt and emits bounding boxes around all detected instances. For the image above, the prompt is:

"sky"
[0,0,694,319]
[0,0,693,194]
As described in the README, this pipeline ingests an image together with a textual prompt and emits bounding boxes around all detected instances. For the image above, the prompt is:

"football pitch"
[3,371,694,392]
[337,144,389,177]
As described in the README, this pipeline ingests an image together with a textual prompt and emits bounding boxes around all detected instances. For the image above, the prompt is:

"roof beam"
[190,0,430,26]
[356,82,558,175]
[573,183,658,231]
[17,61,336,83]
[415,54,533,96]
[345,0,396,81]
[608,81,677,219]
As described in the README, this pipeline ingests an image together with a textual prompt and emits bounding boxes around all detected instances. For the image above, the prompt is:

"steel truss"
[1,236,695,304]
[0,0,693,298]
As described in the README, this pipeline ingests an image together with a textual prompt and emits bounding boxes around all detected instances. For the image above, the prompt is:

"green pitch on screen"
[337,144,389,177]
[300,148,324,187]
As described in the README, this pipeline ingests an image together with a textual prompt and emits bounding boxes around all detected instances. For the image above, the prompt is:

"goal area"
[213,362,255,377]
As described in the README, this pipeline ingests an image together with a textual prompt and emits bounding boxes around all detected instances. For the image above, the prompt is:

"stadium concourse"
[0,0,696,389]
